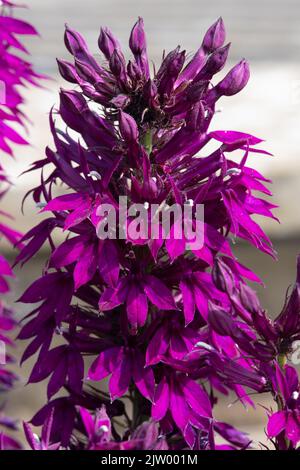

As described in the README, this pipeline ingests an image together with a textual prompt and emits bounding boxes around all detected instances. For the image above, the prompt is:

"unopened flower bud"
[212,257,235,295]
[109,49,127,81]
[217,59,250,96]
[239,283,261,314]
[98,26,120,60]
[129,17,147,55]
[64,25,88,57]
[143,79,158,109]
[198,43,230,79]
[186,101,205,131]
[202,17,226,53]
[119,111,139,142]
[110,94,130,109]
[56,59,78,84]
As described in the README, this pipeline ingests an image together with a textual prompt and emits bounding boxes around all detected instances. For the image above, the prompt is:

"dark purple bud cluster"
[14,16,300,451]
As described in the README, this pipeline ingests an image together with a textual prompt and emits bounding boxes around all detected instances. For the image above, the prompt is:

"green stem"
[275,353,290,449]
[142,129,153,154]
[130,387,139,431]
[277,353,287,370]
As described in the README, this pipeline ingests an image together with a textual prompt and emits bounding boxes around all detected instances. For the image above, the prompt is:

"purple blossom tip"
[98,26,121,60]
[218,59,250,96]
[129,17,147,54]
[202,17,226,53]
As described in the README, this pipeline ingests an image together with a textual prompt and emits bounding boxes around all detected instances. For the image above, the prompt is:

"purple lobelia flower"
[0,0,42,449]
[17,17,280,450]
[77,405,167,450]
[266,364,300,449]
[23,409,61,451]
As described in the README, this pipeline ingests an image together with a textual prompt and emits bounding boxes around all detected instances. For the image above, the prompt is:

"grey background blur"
[2,0,300,447]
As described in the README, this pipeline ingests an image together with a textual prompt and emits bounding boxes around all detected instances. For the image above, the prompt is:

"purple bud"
[119,111,139,142]
[109,49,127,81]
[212,257,235,295]
[186,101,205,131]
[157,49,186,97]
[129,17,147,55]
[74,59,99,83]
[111,94,131,109]
[127,60,142,81]
[56,59,78,84]
[202,17,226,53]
[98,26,121,60]
[217,59,250,96]
[64,25,88,57]
[143,79,158,109]
[197,43,230,79]
[208,303,236,337]
[239,283,261,315]
[186,80,207,103]
[129,17,150,78]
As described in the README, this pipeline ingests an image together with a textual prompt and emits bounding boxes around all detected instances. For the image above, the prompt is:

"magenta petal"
[98,240,119,287]
[79,407,95,439]
[23,422,39,450]
[50,236,85,268]
[146,326,169,366]
[99,279,128,311]
[180,279,195,325]
[210,130,263,146]
[0,17,38,35]
[144,275,176,310]
[165,222,186,261]
[88,346,123,381]
[193,285,209,320]
[68,349,84,394]
[47,358,68,399]
[182,377,212,418]
[28,346,66,384]
[43,193,85,212]
[286,413,300,445]
[126,283,148,328]
[73,242,98,289]
[267,411,286,438]
[109,355,132,400]
[132,353,155,402]
[169,382,190,431]
[152,377,169,421]
[0,255,13,278]
[170,334,189,360]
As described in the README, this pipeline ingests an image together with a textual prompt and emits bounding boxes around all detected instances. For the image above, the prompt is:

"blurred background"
[2,0,300,448]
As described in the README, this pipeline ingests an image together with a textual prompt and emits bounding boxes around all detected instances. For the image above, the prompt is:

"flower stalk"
[15,15,300,451]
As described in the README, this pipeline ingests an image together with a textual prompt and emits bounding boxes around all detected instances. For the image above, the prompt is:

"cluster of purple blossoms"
[0,0,41,449]
[15,17,300,450]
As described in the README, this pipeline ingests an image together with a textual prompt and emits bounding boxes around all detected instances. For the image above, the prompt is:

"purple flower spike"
[16,16,290,452]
